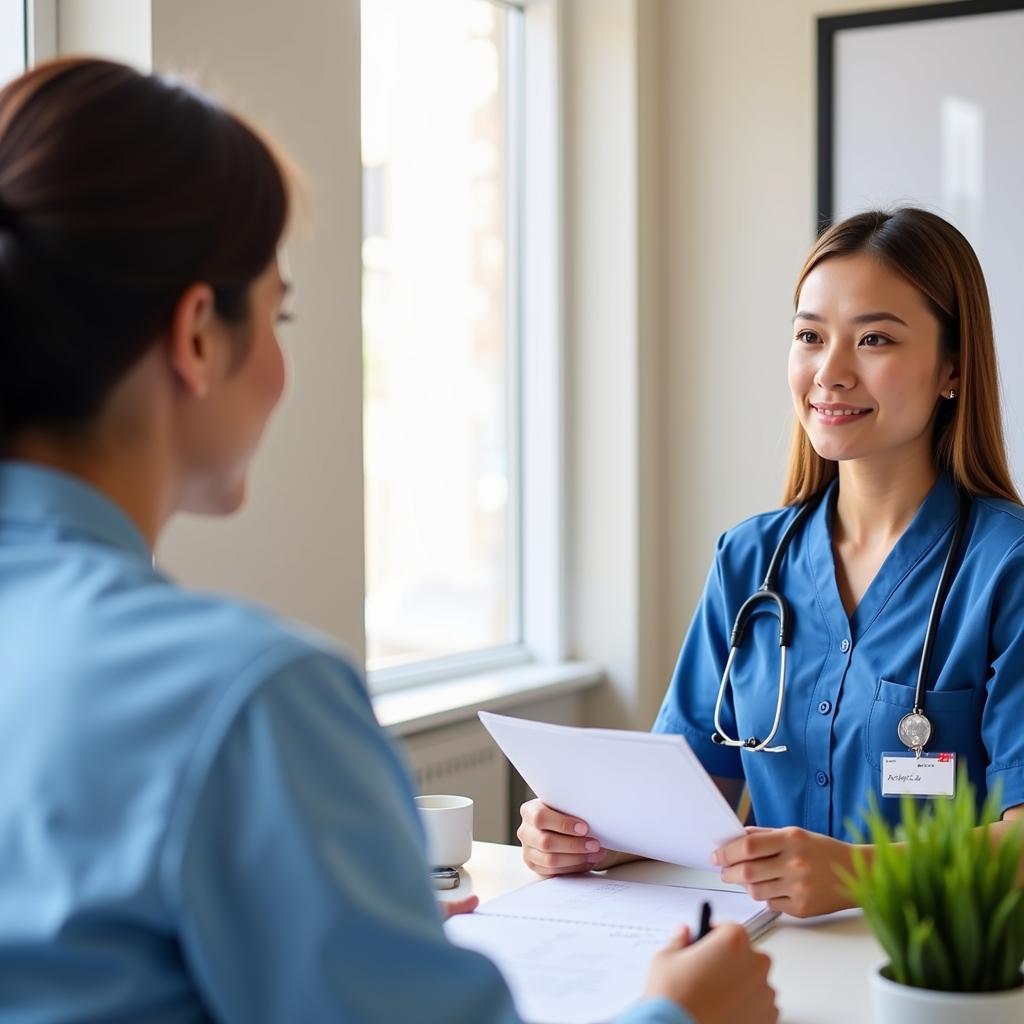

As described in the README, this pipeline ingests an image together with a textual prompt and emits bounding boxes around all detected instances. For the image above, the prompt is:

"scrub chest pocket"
[864,678,978,771]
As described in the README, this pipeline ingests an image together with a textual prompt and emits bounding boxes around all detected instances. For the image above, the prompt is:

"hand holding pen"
[643,908,777,1024]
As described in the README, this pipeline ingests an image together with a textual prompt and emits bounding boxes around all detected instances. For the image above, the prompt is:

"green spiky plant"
[839,772,1024,993]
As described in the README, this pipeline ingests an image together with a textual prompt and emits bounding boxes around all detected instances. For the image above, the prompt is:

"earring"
[947,389,958,400]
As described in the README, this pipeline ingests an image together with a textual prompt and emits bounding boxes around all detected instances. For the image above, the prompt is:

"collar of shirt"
[806,470,960,643]
[0,460,152,564]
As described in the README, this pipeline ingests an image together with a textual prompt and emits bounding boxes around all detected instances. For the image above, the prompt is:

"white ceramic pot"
[871,967,1024,1024]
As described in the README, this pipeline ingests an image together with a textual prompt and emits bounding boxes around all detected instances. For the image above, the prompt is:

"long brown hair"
[783,208,1019,506]
[0,57,289,440]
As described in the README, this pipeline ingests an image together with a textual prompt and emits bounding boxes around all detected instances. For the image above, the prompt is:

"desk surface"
[449,842,883,1024]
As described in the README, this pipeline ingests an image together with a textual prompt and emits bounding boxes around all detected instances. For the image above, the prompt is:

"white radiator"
[402,719,510,844]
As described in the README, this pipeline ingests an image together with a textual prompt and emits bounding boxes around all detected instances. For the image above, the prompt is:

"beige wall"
[150,0,367,662]
[563,0,643,727]
[648,0,944,724]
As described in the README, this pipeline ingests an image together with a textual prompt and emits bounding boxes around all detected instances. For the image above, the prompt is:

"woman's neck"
[3,416,174,552]
[1,352,181,550]
[834,452,938,549]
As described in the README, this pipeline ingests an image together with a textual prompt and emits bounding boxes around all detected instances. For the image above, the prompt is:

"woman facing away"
[0,59,777,1024]
[520,207,1024,918]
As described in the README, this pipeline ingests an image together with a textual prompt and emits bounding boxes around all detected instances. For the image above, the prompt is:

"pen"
[696,900,712,940]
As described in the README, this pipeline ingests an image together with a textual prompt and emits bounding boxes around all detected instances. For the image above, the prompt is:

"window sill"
[374,661,604,737]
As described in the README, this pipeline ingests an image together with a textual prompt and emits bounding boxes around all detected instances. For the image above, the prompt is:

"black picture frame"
[816,0,1024,232]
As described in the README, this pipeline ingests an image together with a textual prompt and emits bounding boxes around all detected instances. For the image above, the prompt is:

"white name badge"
[881,752,956,797]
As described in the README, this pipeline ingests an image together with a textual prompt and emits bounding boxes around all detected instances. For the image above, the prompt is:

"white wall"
[150,0,367,662]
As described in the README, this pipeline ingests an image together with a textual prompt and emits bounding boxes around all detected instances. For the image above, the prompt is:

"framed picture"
[817,1,1024,482]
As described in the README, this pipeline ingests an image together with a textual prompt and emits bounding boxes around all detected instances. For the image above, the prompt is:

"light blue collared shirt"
[0,462,689,1024]
[655,472,1024,839]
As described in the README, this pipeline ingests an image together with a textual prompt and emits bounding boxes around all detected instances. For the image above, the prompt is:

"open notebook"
[446,873,776,1024]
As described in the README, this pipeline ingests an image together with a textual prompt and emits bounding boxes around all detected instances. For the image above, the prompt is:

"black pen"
[696,900,712,940]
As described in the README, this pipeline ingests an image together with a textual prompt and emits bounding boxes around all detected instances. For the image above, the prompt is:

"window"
[3,2,57,78]
[361,0,525,680]
[0,0,26,83]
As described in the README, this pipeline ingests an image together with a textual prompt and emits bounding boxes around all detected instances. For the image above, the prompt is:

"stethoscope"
[711,487,972,756]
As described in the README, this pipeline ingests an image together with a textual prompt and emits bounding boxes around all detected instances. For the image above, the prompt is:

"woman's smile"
[810,402,874,425]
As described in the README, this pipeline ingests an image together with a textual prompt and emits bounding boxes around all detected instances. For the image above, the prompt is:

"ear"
[167,283,219,398]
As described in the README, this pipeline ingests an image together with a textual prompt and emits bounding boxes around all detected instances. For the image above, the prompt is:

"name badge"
[881,752,956,797]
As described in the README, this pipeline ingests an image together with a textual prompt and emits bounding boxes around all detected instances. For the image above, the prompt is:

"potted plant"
[840,775,1024,1023]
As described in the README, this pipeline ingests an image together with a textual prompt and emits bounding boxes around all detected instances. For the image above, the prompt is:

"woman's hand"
[711,826,859,918]
[439,894,479,920]
[517,799,629,876]
[645,923,778,1024]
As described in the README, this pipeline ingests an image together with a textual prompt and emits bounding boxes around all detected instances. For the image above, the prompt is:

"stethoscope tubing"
[911,489,971,714]
[711,485,971,755]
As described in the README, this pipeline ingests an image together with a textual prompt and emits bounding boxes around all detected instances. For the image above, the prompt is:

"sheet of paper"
[445,875,771,1024]
[478,711,744,867]
[480,874,767,933]
[447,911,660,1024]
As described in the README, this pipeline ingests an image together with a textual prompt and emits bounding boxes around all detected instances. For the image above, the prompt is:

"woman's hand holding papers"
[712,826,860,917]
[517,799,631,875]
[645,923,778,1024]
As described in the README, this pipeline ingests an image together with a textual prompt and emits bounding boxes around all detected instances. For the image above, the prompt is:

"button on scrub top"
[654,472,1024,840]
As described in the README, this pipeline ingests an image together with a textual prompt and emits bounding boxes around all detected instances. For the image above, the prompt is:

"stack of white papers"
[446,874,774,1024]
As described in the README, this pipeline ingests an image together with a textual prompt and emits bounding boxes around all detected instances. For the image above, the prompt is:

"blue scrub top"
[0,463,688,1024]
[654,472,1024,841]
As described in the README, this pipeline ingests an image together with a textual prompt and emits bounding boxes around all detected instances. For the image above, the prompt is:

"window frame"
[25,0,56,64]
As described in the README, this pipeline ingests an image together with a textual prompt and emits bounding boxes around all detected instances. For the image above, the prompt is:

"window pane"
[0,0,25,85]
[362,0,520,672]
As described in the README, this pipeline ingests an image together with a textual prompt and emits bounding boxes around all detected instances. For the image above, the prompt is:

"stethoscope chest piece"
[897,710,932,753]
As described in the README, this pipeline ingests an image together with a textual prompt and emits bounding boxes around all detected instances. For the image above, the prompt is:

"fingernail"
[585,839,600,852]
[709,851,720,866]
[574,823,588,836]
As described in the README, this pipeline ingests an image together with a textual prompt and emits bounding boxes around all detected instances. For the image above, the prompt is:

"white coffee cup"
[415,794,474,868]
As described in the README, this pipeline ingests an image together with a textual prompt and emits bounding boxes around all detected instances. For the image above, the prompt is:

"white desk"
[447,842,884,1024]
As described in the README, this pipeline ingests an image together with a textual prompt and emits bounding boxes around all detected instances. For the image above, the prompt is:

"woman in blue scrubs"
[519,207,1024,918]
[0,59,778,1023]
